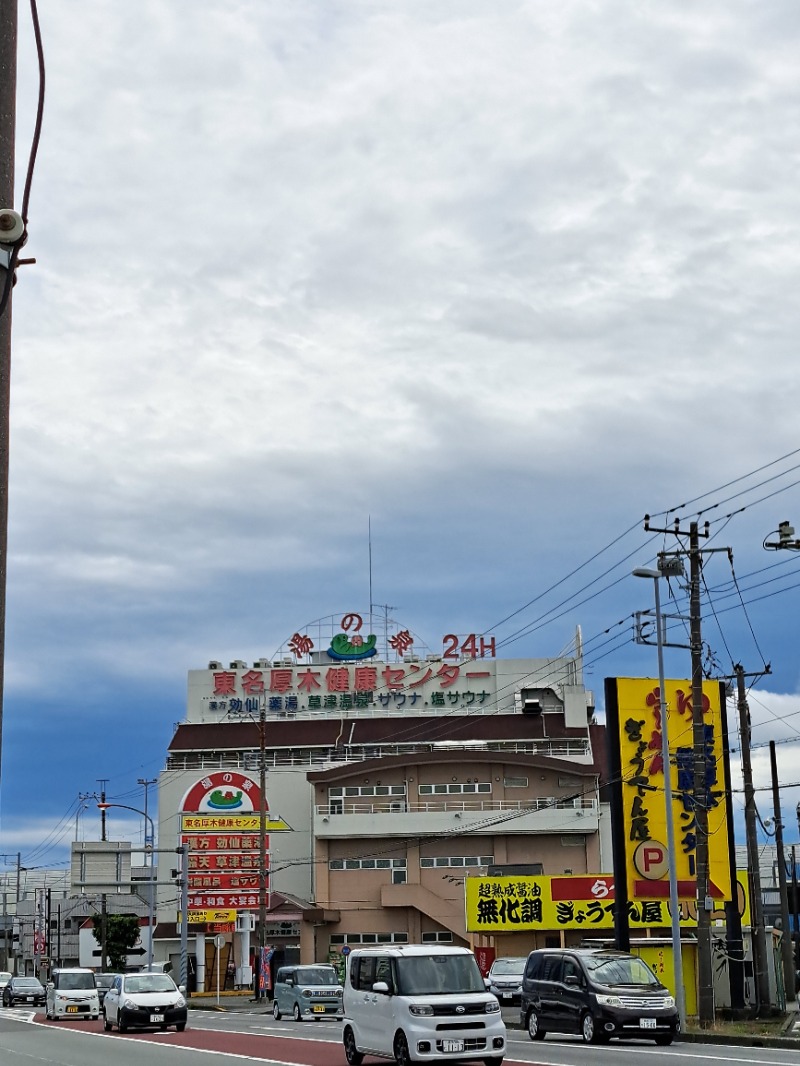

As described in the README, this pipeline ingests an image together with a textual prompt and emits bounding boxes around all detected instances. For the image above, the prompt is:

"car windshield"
[583,956,659,986]
[15,978,41,988]
[123,975,177,994]
[396,954,485,995]
[491,958,525,975]
[296,967,337,986]
[56,973,95,990]
[96,974,115,988]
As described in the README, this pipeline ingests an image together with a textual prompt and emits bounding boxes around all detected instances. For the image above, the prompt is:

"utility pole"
[770,741,795,1002]
[0,0,17,804]
[258,696,267,1000]
[98,780,108,841]
[688,521,714,1025]
[644,516,731,1026]
[734,665,771,1013]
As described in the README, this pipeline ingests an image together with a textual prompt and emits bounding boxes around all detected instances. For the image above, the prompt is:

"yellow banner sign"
[464,872,748,932]
[612,678,732,901]
[181,814,291,832]
[181,910,237,924]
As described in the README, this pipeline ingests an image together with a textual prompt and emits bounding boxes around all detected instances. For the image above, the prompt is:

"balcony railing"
[166,738,591,773]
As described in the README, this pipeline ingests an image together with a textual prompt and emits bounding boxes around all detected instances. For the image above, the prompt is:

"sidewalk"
[188,994,800,1048]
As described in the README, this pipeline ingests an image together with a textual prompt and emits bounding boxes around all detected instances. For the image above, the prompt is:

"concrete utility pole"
[258,696,267,999]
[643,516,732,1026]
[770,741,796,1003]
[0,0,17,802]
[734,665,771,1013]
[688,522,714,1026]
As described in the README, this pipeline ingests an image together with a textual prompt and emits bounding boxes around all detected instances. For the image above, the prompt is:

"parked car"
[94,973,117,1006]
[485,956,526,1005]
[103,971,187,1033]
[0,971,12,993]
[342,944,506,1065]
[272,964,343,1021]
[45,967,100,1021]
[3,976,46,1007]
[520,948,679,1045]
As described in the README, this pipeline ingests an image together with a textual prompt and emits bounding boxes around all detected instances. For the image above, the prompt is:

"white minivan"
[342,945,506,1066]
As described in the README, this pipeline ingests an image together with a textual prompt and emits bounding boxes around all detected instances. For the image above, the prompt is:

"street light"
[632,566,686,1031]
[97,802,156,970]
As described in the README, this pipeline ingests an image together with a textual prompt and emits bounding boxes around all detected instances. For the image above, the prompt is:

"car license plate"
[313,1005,326,1012]
[151,1013,165,1023]
[502,991,512,999]
[25,997,33,1003]
[443,1040,464,1052]
[66,1005,78,1013]
[639,1017,656,1029]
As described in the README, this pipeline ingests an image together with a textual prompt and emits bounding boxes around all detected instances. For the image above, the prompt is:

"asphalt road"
[1,1006,799,1066]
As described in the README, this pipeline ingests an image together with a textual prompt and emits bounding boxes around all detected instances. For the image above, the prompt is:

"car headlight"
[663,996,675,1008]
[176,995,186,1008]
[408,1003,434,1016]
[595,994,623,1007]
[485,999,501,1013]
[302,989,313,998]
[336,987,344,996]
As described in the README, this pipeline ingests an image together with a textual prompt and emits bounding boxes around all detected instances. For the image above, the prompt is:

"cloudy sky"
[2,1,800,879]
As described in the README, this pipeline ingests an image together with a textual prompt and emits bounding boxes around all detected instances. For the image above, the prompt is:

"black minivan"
[520,948,679,1045]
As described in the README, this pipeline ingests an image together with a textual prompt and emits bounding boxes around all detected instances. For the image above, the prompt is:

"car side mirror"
[179,985,186,994]
[564,975,580,986]
[372,981,390,994]
[484,977,491,987]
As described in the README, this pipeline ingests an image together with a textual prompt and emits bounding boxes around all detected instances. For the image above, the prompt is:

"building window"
[421,931,454,943]
[330,858,407,875]
[329,785,406,799]
[331,932,408,945]
[420,855,493,868]
[418,782,491,796]
[504,776,528,787]
[560,835,586,847]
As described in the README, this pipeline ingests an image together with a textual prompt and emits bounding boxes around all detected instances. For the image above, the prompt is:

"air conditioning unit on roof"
[253,658,270,668]
[208,661,223,670]
[229,660,247,669]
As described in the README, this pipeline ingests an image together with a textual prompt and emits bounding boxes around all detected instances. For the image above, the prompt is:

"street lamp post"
[97,802,156,970]
[633,567,687,1030]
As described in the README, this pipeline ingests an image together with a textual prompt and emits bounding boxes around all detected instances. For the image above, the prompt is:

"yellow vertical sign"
[614,677,731,901]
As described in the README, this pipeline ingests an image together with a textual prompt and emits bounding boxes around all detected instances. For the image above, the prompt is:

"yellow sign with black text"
[613,677,732,902]
[464,872,749,933]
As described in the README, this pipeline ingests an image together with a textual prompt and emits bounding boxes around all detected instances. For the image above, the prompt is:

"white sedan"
[102,972,188,1033]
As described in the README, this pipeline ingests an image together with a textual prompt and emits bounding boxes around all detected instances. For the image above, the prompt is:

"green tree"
[91,913,142,972]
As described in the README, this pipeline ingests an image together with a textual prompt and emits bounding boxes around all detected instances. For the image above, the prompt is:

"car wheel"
[292,1002,302,1022]
[176,1022,186,1032]
[581,1011,606,1044]
[118,1015,127,1033]
[393,1030,412,1066]
[103,1012,112,1032]
[527,1008,546,1040]
[272,1000,281,1020]
[343,1025,364,1065]
[655,1033,674,1046]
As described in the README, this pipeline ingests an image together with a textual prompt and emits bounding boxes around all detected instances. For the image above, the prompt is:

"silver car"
[272,964,343,1021]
